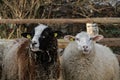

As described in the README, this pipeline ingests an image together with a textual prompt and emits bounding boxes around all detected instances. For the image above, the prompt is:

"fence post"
[86,23,99,36]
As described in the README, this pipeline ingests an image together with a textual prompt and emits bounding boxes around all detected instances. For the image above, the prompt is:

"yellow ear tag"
[27,35,31,39]
[70,37,74,41]
[54,33,58,37]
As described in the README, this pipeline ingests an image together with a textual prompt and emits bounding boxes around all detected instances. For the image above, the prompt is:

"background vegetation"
[0,0,120,53]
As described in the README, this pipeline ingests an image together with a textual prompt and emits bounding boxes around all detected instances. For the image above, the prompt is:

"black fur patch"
[38,27,54,50]
[31,27,58,62]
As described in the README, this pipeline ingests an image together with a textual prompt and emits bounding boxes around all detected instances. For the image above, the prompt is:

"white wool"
[1,39,24,80]
[62,41,119,80]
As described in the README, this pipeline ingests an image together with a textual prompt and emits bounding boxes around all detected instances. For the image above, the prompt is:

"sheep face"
[75,32,92,54]
[30,24,48,52]
[64,32,104,54]
[21,24,55,52]
[75,32,103,54]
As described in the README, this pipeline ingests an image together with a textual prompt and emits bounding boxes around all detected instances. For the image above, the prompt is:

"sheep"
[0,43,4,78]
[116,54,120,65]
[0,39,15,79]
[1,24,60,80]
[61,31,119,80]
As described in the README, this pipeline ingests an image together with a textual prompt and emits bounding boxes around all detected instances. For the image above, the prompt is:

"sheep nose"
[83,45,88,49]
[32,41,37,46]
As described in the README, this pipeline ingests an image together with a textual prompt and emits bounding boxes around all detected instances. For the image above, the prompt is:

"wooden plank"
[98,38,120,47]
[0,18,120,24]
[0,38,119,49]
[58,38,120,48]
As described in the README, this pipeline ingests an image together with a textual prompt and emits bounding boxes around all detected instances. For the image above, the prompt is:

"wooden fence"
[0,18,120,24]
[58,38,120,48]
[0,18,120,48]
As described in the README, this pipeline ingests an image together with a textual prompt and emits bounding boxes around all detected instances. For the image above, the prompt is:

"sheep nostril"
[83,46,88,49]
[32,42,37,46]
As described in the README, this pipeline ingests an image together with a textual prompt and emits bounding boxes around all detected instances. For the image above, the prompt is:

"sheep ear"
[92,35,104,41]
[64,35,75,41]
[21,33,31,39]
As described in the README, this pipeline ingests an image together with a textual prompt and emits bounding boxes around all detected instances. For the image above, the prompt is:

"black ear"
[21,33,31,39]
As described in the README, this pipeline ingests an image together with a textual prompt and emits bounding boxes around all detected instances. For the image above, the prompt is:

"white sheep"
[61,31,119,80]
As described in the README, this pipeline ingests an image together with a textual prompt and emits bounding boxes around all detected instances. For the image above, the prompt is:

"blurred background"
[0,0,120,54]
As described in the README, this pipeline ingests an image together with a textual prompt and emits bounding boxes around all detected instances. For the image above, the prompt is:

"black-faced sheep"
[1,24,60,80]
[62,31,119,80]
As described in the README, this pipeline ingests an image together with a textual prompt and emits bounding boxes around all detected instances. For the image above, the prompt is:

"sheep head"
[64,31,103,54]
[21,24,57,52]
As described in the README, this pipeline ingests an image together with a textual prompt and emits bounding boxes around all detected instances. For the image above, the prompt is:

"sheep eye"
[90,37,93,40]
[75,38,80,41]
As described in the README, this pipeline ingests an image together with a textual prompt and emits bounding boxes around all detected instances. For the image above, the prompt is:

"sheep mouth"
[82,49,90,54]
[30,46,42,52]
[30,44,41,52]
